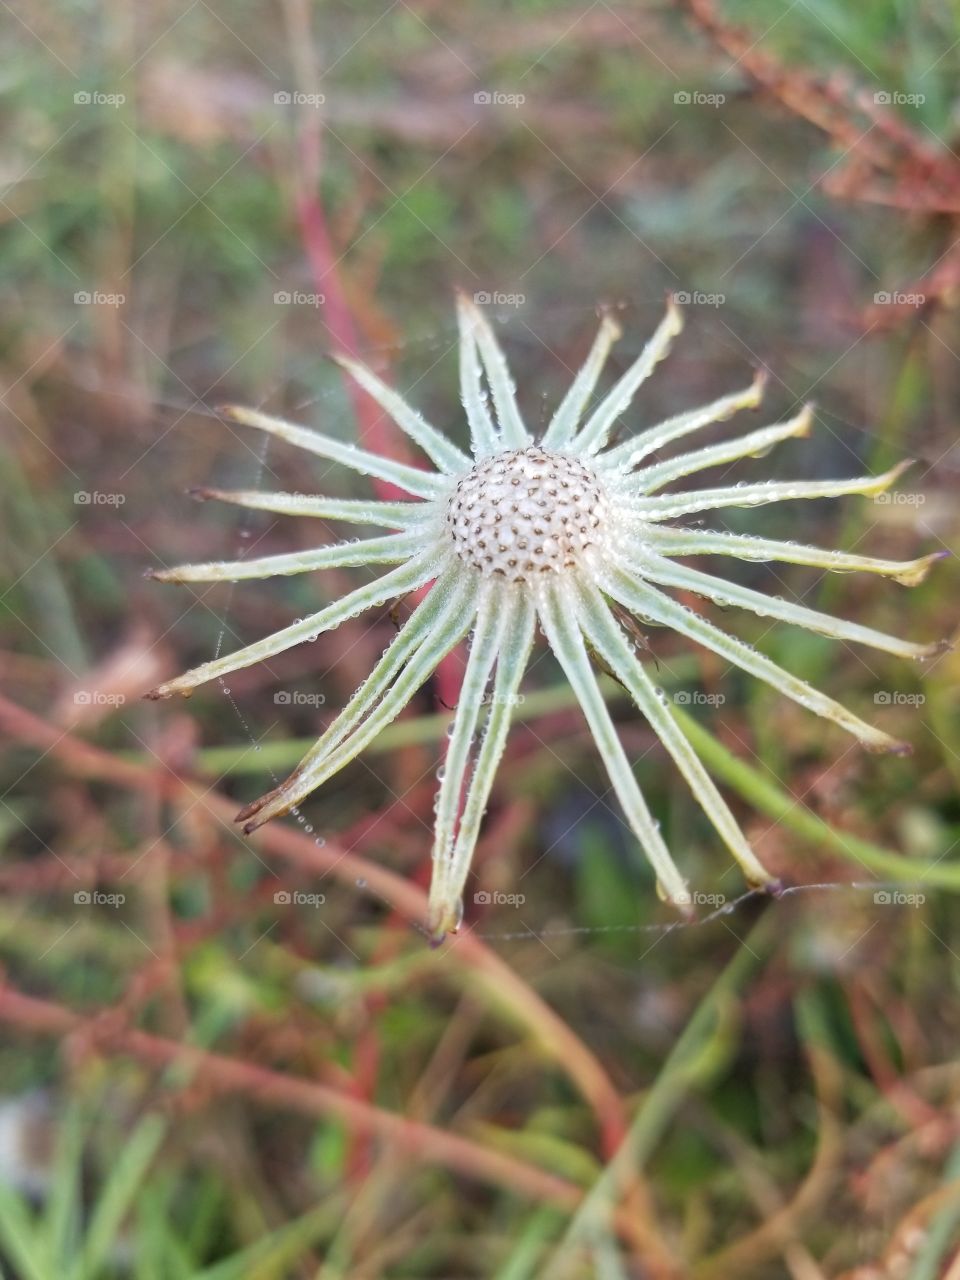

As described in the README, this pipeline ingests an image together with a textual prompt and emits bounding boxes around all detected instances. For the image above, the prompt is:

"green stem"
[542,915,775,1277]
[128,668,960,889]
[674,706,960,888]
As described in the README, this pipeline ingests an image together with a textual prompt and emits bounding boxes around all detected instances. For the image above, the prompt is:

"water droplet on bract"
[356,876,367,888]
[304,824,313,833]
[240,529,252,539]
[222,687,230,694]
[436,766,446,780]
[315,836,326,847]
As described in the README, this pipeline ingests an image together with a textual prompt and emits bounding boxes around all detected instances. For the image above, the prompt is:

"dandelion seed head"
[445,446,609,583]
[150,295,944,943]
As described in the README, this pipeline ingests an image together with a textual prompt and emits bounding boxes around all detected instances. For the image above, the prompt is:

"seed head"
[446,446,608,582]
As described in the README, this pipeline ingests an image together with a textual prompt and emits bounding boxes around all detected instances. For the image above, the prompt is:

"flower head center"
[446,446,608,583]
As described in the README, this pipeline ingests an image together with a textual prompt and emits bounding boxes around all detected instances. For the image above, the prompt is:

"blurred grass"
[1,0,960,1275]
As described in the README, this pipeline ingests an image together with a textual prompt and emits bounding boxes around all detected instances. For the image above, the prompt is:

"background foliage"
[2,0,960,1275]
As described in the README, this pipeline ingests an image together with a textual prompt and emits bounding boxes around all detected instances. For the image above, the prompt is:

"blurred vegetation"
[1,0,960,1275]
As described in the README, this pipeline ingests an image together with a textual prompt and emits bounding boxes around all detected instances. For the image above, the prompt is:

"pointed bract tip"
[662,886,696,921]
[143,688,166,701]
[596,306,624,341]
[216,404,246,422]
[864,734,913,757]
[326,350,355,372]
[887,459,915,483]
[749,367,769,402]
[454,287,479,314]
[758,876,786,899]
[664,293,686,332]
[893,552,947,587]
[794,404,815,437]
[427,896,464,942]
[235,796,268,824]
[907,638,952,661]
[865,459,914,496]
[188,486,216,502]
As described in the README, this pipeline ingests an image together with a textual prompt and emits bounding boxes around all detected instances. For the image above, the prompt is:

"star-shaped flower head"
[148,294,946,942]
